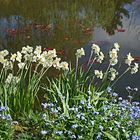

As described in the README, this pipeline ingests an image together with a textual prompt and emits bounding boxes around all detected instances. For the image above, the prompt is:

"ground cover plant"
[0,43,140,139]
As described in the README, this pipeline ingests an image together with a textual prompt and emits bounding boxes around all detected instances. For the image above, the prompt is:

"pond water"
[0,0,140,100]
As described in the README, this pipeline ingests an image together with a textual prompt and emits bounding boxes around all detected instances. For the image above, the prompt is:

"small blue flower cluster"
[0,106,12,126]
[40,88,140,139]
[119,100,140,120]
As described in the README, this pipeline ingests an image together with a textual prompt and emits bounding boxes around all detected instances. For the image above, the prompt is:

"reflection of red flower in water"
[7,29,18,36]
[88,59,98,64]
[82,27,93,35]
[83,59,98,71]
[43,48,54,51]
[73,40,83,45]
[134,56,140,62]
[58,50,65,55]
[56,24,63,30]
[34,23,52,31]
[64,36,71,41]
[6,25,32,36]
[117,28,125,32]
[108,31,114,36]
[43,48,65,55]
[52,73,60,78]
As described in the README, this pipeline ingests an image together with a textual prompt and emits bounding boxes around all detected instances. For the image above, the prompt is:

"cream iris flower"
[110,58,118,66]
[18,62,25,69]
[125,53,134,66]
[10,53,17,62]
[5,73,19,84]
[3,60,13,69]
[75,48,85,58]
[92,44,100,54]
[114,43,120,51]
[16,51,22,62]
[91,44,104,63]
[60,62,69,70]
[94,70,103,79]
[21,47,28,54]
[109,49,118,59]
[109,48,118,66]
[131,63,139,74]
[97,52,104,63]
[109,68,118,81]
[0,55,5,64]
[5,73,13,84]
[26,45,33,54]
[47,49,57,58]
[1,50,9,57]
[34,45,42,56]
[53,58,61,69]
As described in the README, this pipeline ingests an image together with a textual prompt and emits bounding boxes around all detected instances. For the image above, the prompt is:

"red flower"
[58,50,65,55]
[116,28,125,32]
[43,48,54,51]
[134,56,140,62]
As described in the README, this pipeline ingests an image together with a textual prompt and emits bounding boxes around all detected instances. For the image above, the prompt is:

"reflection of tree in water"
[0,0,134,59]
[127,0,140,41]
[102,0,134,35]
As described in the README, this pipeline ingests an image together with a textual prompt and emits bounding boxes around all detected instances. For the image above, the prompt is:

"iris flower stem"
[75,57,79,80]
[86,58,96,76]
[111,68,130,88]
[103,63,111,82]
[87,50,93,66]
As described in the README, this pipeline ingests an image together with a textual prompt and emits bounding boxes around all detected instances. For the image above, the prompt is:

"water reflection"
[0,0,133,54]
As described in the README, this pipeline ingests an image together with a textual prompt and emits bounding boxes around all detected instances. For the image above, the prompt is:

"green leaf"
[103,131,117,140]
[52,81,69,115]
[71,95,85,101]
[135,127,140,136]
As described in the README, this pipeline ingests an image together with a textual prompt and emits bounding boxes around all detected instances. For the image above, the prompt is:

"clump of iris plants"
[0,45,69,118]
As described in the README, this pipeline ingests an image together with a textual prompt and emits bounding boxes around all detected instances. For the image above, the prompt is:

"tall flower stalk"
[75,48,85,80]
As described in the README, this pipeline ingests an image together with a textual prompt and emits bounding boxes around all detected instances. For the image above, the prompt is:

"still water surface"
[0,0,140,100]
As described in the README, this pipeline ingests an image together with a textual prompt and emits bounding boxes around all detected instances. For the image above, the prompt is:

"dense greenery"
[0,43,140,139]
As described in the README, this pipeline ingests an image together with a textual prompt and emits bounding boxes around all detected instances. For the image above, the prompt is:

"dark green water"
[0,0,140,100]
